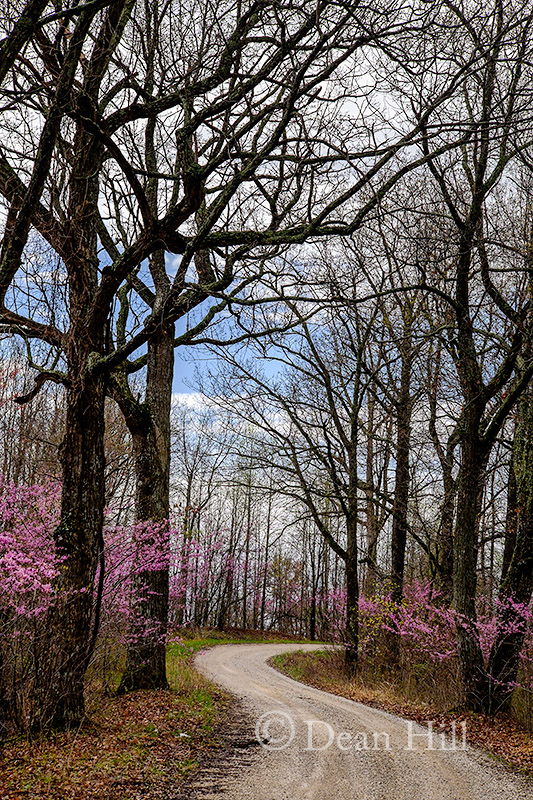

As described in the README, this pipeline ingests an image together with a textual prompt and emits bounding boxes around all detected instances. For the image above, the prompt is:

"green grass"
[166,627,314,686]
[168,627,312,655]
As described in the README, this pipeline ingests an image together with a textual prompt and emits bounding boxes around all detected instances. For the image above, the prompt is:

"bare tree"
[414,1,533,708]
[2,0,528,724]
[487,384,533,711]
[203,272,397,671]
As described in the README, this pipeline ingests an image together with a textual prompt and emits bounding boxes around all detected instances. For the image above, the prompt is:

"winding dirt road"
[193,643,532,800]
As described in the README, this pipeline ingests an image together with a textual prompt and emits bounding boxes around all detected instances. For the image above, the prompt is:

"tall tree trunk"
[487,392,533,712]
[451,229,491,712]
[345,507,359,674]
[175,476,195,627]
[436,466,455,602]
[309,589,317,641]
[345,441,359,674]
[501,450,518,586]
[117,15,179,688]
[260,486,272,631]
[390,346,412,604]
[36,320,107,729]
[242,470,252,630]
[52,380,106,726]
[387,332,413,667]
[453,435,489,711]
[37,98,109,726]
[427,338,456,601]
[218,493,238,630]
[117,320,174,692]
[309,528,318,641]
[363,392,379,596]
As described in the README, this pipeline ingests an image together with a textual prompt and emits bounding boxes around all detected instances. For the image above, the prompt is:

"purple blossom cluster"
[1,481,531,709]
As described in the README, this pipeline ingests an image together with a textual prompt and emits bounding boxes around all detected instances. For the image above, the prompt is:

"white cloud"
[172,392,212,409]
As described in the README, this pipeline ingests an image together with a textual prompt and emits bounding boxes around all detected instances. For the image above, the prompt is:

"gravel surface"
[194,642,533,800]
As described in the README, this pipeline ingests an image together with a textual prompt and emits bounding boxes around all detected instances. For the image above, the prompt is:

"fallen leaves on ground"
[0,658,229,800]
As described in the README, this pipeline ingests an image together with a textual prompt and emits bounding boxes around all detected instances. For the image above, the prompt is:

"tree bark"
[390,335,413,604]
[487,392,533,712]
[36,84,109,726]
[345,440,359,674]
[436,466,456,602]
[386,329,413,667]
[453,432,489,712]
[345,508,359,675]
[260,485,272,631]
[501,451,518,586]
[41,371,106,728]
[117,320,174,692]
[363,392,379,597]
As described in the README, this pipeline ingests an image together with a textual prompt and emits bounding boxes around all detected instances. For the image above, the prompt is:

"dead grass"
[272,649,533,779]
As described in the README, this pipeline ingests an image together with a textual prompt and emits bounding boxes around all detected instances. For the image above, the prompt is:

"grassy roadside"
[271,648,533,779]
[0,629,305,800]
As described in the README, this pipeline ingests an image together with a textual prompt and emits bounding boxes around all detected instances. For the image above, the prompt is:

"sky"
[173,348,204,394]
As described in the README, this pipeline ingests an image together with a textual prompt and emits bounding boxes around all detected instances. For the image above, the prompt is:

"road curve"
[194,642,532,800]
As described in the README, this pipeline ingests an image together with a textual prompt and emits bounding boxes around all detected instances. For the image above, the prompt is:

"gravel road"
[193,642,532,800]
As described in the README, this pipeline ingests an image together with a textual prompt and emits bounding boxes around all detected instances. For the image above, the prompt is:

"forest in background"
[0,0,533,744]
